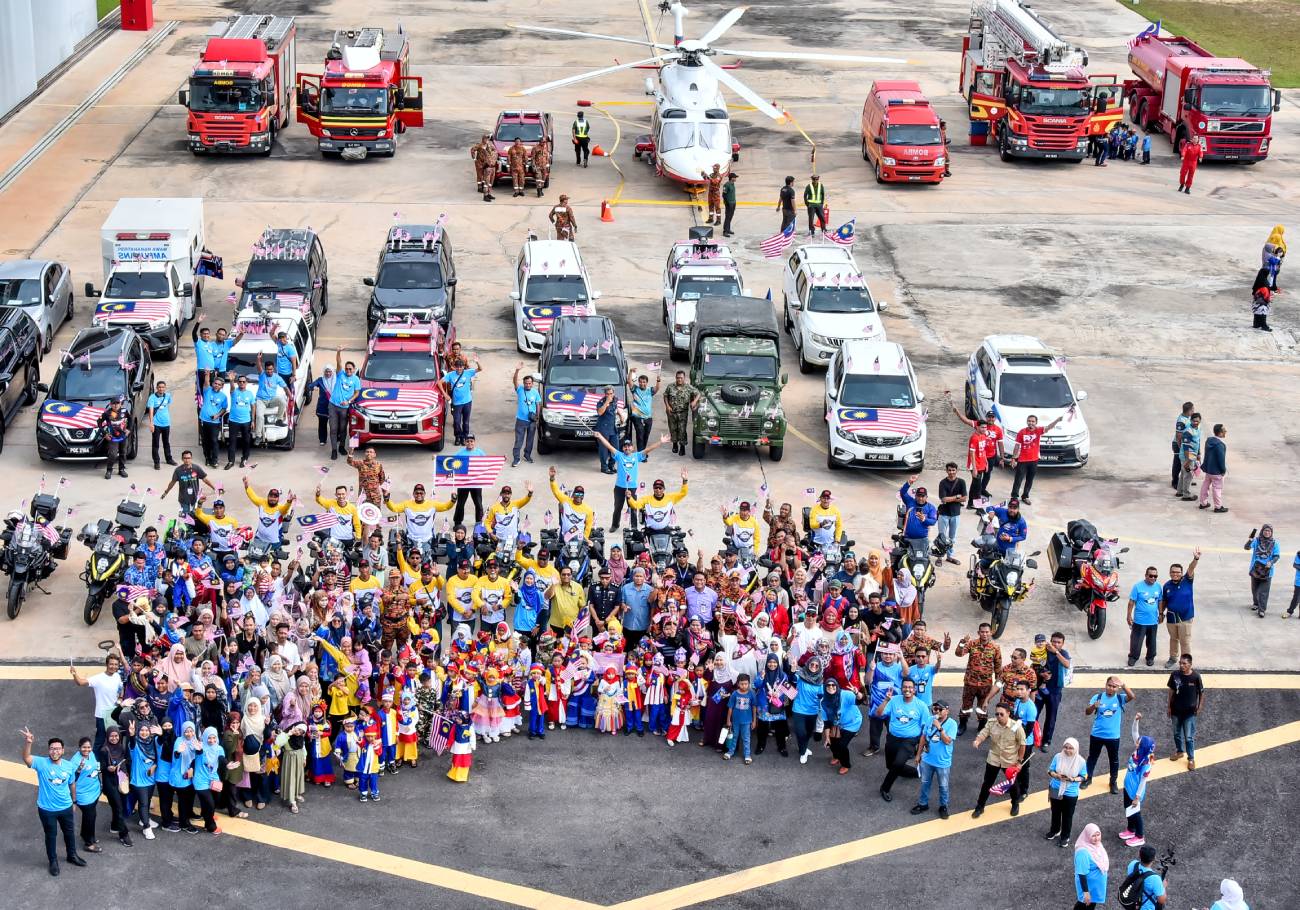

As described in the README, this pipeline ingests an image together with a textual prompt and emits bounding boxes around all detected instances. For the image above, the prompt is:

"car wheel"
[22,365,38,406]
[159,325,179,361]
[798,349,814,374]
[281,426,296,451]
[783,298,793,332]
[862,139,870,162]
[769,443,783,462]
[41,328,52,356]
[303,368,313,406]
[826,434,841,470]
[66,293,74,323]
[127,419,138,460]
[692,435,705,460]
[537,429,553,456]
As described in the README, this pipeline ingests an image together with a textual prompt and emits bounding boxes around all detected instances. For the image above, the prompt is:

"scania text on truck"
[1124,26,1279,161]
[960,0,1122,161]
[179,15,296,156]
[861,81,947,184]
[296,27,424,160]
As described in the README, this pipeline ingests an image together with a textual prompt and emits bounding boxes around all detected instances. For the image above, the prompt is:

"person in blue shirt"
[441,353,483,447]
[225,375,257,469]
[1210,879,1248,910]
[273,329,299,388]
[619,566,653,647]
[193,726,224,833]
[512,363,542,467]
[1081,675,1135,792]
[913,699,957,818]
[1176,412,1202,499]
[820,676,863,772]
[1127,567,1164,667]
[865,646,908,754]
[451,432,487,526]
[1045,736,1085,846]
[1072,823,1109,909]
[191,317,243,392]
[791,655,825,763]
[198,376,229,468]
[125,717,161,839]
[907,647,938,708]
[1140,133,1152,165]
[723,673,756,762]
[898,477,937,546]
[1161,549,1199,668]
[146,379,175,470]
[985,499,1028,554]
[1038,631,1072,750]
[1245,524,1280,617]
[598,432,667,533]
[255,358,290,443]
[594,386,620,473]
[310,365,333,447]
[1124,845,1167,909]
[328,348,362,459]
[875,677,930,799]
[169,721,202,833]
[22,727,85,875]
[1011,681,1039,801]
[70,737,103,854]
[625,367,661,452]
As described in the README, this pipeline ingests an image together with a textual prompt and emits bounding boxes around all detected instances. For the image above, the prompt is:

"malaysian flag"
[116,584,154,603]
[94,301,173,325]
[761,222,796,259]
[808,553,826,571]
[39,401,103,429]
[426,712,453,755]
[545,388,601,416]
[572,605,591,640]
[837,408,921,435]
[523,304,588,334]
[297,512,340,529]
[435,455,506,488]
[356,387,440,414]
[826,219,856,247]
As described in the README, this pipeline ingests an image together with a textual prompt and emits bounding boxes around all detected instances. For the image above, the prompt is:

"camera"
[1156,842,1176,879]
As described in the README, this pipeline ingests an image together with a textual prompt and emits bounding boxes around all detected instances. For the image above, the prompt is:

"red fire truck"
[960,0,1122,161]
[180,15,296,156]
[296,27,424,160]
[1123,27,1279,161]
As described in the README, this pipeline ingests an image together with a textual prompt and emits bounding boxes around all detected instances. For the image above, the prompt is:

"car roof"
[548,314,616,347]
[0,306,38,334]
[522,239,583,273]
[0,260,50,279]
[251,228,317,262]
[839,340,910,375]
[794,244,857,266]
[983,334,1060,368]
[68,326,135,362]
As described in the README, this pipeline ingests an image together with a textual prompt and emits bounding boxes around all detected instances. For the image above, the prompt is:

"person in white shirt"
[70,649,124,758]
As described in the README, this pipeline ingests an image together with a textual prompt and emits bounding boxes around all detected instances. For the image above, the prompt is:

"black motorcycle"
[77,498,146,625]
[624,524,686,572]
[891,504,936,608]
[1,493,71,619]
[966,512,1040,639]
[540,527,605,582]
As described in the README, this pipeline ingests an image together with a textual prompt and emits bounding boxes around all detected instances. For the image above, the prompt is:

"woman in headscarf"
[156,643,193,687]
[1211,879,1249,910]
[820,676,862,774]
[219,710,248,818]
[685,616,713,665]
[856,549,894,604]
[170,720,202,833]
[193,726,224,833]
[1245,524,1280,617]
[279,676,315,729]
[275,722,308,814]
[827,629,866,696]
[894,566,920,630]
[699,652,734,752]
[1120,717,1156,847]
[1046,736,1086,847]
[100,723,132,846]
[1263,224,1286,286]
[514,569,547,650]
[199,683,227,733]
[239,698,268,810]
[264,655,293,715]
[1072,822,1108,909]
[605,544,628,587]
[790,654,824,763]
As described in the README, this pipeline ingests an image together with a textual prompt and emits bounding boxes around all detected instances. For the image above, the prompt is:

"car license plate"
[865,453,892,462]
[725,440,750,447]
[381,423,407,432]
[573,428,593,438]
[69,446,90,455]
[908,176,920,181]
[1040,454,1059,463]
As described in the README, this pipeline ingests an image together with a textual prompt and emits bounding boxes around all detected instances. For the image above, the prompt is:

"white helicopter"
[510,4,905,185]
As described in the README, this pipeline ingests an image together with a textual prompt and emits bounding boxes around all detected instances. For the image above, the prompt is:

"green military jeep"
[689,297,787,461]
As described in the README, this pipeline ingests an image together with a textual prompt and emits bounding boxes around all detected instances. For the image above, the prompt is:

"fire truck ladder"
[969,0,1086,72]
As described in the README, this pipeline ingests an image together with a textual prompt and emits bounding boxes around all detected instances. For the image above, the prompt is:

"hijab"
[265,655,293,704]
[176,720,200,762]
[519,569,545,614]
[157,643,193,685]
[605,549,628,586]
[1130,734,1156,771]
[241,696,266,739]
[762,653,783,688]
[866,550,887,586]
[1216,879,1247,910]
[103,724,127,767]
[1255,524,1275,559]
[1075,823,1108,874]
[201,727,223,768]
[798,655,824,685]
[1053,736,1086,779]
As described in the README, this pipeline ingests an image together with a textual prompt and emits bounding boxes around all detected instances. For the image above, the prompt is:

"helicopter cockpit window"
[697,122,728,150]
[661,121,695,151]
[662,109,687,119]
[704,108,728,120]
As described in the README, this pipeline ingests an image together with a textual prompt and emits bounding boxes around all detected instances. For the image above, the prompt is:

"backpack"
[1117,866,1158,910]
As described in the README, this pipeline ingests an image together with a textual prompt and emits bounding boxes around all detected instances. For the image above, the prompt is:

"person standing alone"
[572,111,591,167]
[802,174,827,236]
[1170,401,1193,489]
[1245,525,1280,618]
[721,172,738,237]
[776,176,796,233]
[1198,424,1227,512]
[1167,652,1203,771]
[511,363,541,467]
[1178,136,1204,193]
[146,380,174,470]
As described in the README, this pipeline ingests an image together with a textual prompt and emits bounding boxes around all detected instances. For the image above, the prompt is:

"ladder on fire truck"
[326,27,407,65]
[967,0,1087,72]
[217,14,294,48]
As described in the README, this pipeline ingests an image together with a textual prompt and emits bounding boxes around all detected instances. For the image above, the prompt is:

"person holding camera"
[1119,844,1167,909]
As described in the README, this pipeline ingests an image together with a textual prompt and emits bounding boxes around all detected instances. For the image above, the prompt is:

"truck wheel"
[998,130,1013,162]
[691,435,705,459]
[783,297,793,332]
[1173,128,1187,154]
[862,139,870,162]
[159,325,180,361]
[262,122,276,158]
[302,368,314,405]
[669,341,685,363]
[537,429,553,456]
[769,443,783,462]
[719,382,761,406]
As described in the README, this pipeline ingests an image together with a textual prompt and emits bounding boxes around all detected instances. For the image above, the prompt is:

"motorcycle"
[541,527,605,583]
[1,493,71,619]
[800,506,856,568]
[77,498,146,625]
[624,523,686,572]
[966,512,1040,639]
[1049,519,1128,639]
[890,503,936,608]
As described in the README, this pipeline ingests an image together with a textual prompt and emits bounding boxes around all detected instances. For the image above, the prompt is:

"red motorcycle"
[1048,520,1129,639]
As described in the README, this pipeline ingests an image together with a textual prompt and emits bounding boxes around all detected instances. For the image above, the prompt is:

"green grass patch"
[96,0,120,20]
[1123,0,1300,87]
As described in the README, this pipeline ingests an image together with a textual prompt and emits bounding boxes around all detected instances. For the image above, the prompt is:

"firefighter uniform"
[471,135,497,202]
[572,113,591,166]
[1178,138,1204,194]
[531,142,551,198]
[662,379,696,456]
[803,176,827,235]
[550,196,577,241]
[701,166,724,225]
[507,139,530,196]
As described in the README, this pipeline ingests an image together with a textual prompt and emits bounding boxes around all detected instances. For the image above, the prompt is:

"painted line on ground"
[313,336,668,351]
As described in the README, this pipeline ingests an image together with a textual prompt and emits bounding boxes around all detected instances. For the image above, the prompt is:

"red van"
[861,81,946,184]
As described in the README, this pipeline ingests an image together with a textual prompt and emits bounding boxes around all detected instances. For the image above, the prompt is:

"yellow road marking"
[608,198,774,208]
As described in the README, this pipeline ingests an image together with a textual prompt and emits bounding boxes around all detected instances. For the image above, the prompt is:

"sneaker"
[1213,507,1229,513]
[1164,657,1176,667]
[119,836,133,847]
[1021,498,1031,505]
[143,828,155,840]
[1145,658,1154,667]
[911,805,929,816]
[1118,829,1134,840]
[1079,778,1091,790]
[1058,837,1069,848]
[1127,836,1146,847]
[1125,658,1136,668]
[359,794,369,802]
[1045,830,1059,840]
[800,750,810,764]
[722,752,732,760]
[1010,804,1019,816]
[372,795,380,802]
[880,789,893,803]
[163,823,181,833]
[183,826,199,834]
[743,757,752,765]
[938,806,949,820]
[971,807,984,818]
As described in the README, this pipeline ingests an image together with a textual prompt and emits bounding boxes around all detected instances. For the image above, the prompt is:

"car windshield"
[661,122,694,151]
[0,278,42,306]
[677,275,740,300]
[697,122,729,151]
[104,272,170,299]
[188,77,263,113]
[362,351,440,382]
[378,260,441,289]
[496,122,544,142]
[1200,85,1274,116]
[321,87,389,116]
[545,360,622,386]
[886,123,942,145]
[1019,86,1090,115]
[525,275,588,304]
[700,340,778,381]
[225,353,264,381]
[244,260,308,291]
[840,373,915,408]
[998,372,1074,408]
[52,366,126,402]
[808,287,875,314]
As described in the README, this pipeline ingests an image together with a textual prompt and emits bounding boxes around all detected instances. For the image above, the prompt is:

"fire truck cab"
[960,0,1121,161]
[296,27,424,161]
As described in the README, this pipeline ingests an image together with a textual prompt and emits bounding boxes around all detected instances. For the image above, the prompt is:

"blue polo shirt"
[444,368,477,406]
[274,341,297,375]
[630,384,654,419]
[257,372,287,402]
[32,755,75,811]
[72,752,102,805]
[613,450,646,490]
[880,694,931,738]
[195,338,217,371]
[1074,849,1107,903]
[1089,690,1128,740]
[1124,861,1167,910]
[147,391,172,428]
[515,385,541,421]
[1013,697,1038,737]
[620,581,652,631]
[1048,753,1081,797]
[1162,577,1195,622]
[212,338,235,372]
[229,386,256,424]
[331,370,361,407]
[922,717,958,769]
[1129,580,1162,625]
[199,387,228,424]
[909,662,937,706]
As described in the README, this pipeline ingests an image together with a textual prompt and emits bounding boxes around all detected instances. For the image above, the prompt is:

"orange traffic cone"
[600,200,615,222]
[591,144,606,157]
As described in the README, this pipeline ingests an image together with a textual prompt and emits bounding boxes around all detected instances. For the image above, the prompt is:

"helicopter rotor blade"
[697,7,748,46]
[700,56,785,122]
[712,46,907,64]
[511,55,676,97]
[508,23,675,51]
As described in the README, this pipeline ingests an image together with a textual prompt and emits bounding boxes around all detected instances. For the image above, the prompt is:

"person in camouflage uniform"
[549,195,577,241]
[507,138,530,197]
[530,141,551,198]
[662,369,698,457]
[471,134,497,202]
[955,623,1002,735]
[415,668,441,746]
[700,164,724,225]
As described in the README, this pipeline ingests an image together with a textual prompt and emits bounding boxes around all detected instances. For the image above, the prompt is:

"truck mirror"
[779,372,788,387]
[1275,90,1283,112]
[131,381,145,394]
[181,282,193,297]
[85,283,100,298]
[1184,88,1195,106]
[446,278,457,287]
[177,89,189,107]
[875,134,885,144]
[234,277,244,288]
[509,291,520,300]
[978,388,992,400]
[363,277,375,287]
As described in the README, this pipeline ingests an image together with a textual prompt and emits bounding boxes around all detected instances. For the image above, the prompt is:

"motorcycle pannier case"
[53,527,73,560]
[31,494,60,522]
[116,500,147,529]
[1048,532,1073,585]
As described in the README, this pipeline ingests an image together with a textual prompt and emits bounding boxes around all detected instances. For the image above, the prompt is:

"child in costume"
[356,728,382,801]
[576,657,598,729]
[524,663,549,739]
[594,667,625,734]
[545,654,569,730]
[377,690,399,773]
[332,715,360,789]
[307,701,336,786]
[397,692,421,767]
[446,712,473,784]
[665,668,696,745]
[473,667,506,743]
[623,663,645,736]
[499,671,522,737]
[645,655,669,735]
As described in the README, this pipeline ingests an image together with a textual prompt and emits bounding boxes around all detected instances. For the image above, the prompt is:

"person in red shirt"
[950,396,998,509]
[1009,413,1065,504]
[1178,138,1204,194]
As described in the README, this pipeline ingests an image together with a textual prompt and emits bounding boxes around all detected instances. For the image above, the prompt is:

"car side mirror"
[827,387,838,401]
[742,287,752,296]
[85,283,100,298]
[234,277,244,288]
[779,372,788,387]
[0,372,12,385]
[789,298,802,310]
[181,282,193,297]
[591,291,602,300]
[875,134,885,145]
[878,300,889,311]
[1025,559,1038,570]
[916,391,925,401]
[178,89,189,107]
[509,291,520,300]
[132,382,145,394]
[978,389,992,400]
[363,277,375,287]
[312,279,323,290]
[1075,390,1088,401]
[36,383,48,393]
[446,278,457,287]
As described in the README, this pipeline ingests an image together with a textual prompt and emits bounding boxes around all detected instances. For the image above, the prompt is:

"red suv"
[350,318,454,449]
[491,110,554,187]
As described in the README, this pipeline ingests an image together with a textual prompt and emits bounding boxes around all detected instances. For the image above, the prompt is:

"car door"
[441,240,456,309]
[824,348,841,407]
[50,263,70,329]
[0,329,19,417]
[782,249,800,312]
[793,271,810,344]
[292,322,312,410]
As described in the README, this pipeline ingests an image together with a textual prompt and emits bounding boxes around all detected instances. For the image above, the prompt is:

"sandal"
[289,805,299,814]
[235,811,248,819]
[255,803,266,810]
[242,801,252,809]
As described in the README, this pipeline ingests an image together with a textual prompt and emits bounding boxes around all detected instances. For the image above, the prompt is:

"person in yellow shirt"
[193,496,241,555]
[243,477,296,550]
[485,483,534,547]
[807,489,844,550]
[395,546,433,587]
[722,500,762,553]
[348,560,384,611]
[545,564,588,633]
[315,483,362,543]
[384,483,454,555]
[472,560,514,630]
[628,470,688,531]
[408,562,445,619]
[548,466,594,541]
[516,545,561,590]
[444,559,480,632]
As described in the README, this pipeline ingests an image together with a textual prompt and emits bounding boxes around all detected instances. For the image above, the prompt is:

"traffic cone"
[591,145,606,157]
[600,200,615,222]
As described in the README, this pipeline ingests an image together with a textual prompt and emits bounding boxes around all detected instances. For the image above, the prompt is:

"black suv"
[537,315,627,454]
[364,225,457,333]
[237,228,329,335]
[36,327,152,462]
[0,307,42,454]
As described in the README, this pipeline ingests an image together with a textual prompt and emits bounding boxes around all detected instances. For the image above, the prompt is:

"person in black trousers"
[21,728,86,876]
[451,433,485,526]
[98,399,131,479]
[1171,401,1194,489]
[776,175,796,232]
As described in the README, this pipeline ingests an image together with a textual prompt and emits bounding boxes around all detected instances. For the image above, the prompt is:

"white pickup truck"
[661,230,748,360]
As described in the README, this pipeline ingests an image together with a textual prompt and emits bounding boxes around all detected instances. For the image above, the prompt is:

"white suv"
[222,298,316,449]
[511,237,600,354]
[781,244,887,373]
[662,234,747,360]
[825,340,925,470]
[965,334,1090,467]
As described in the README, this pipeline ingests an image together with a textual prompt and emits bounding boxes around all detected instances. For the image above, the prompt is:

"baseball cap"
[212,499,225,507]
[932,700,949,712]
